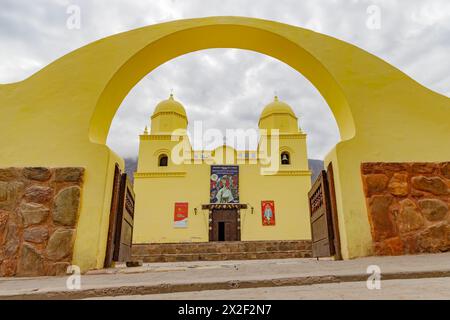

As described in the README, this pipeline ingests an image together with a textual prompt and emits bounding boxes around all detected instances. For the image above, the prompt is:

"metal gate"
[104,164,135,268]
[308,163,342,259]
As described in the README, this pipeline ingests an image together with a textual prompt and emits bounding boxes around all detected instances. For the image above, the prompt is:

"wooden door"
[210,209,239,242]
[114,174,135,262]
[308,170,335,258]
[104,164,122,268]
[104,166,135,268]
[326,163,342,260]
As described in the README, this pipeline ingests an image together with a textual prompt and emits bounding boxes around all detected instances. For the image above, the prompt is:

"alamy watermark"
[66,265,82,290]
[66,4,81,30]
[366,265,381,290]
[161,121,283,174]
[366,4,381,30]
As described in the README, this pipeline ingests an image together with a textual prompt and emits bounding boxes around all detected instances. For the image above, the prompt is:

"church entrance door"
[210,209,240,242]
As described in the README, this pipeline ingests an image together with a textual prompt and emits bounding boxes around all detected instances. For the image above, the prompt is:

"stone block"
[53,186,81,226]
[0,259,17,277]
[396,199,424,233]
[0,182,7,202]
[440,162,450,179]
[0,181,24,210]
[4,223,20,258]
[17,243,45,277]
[48,262,70,276]
[411,163,438,174]
[416,223,450,253]
[0,168,19,181]
[24,185,53,204]
[364,174,389,196]
[361,163,382,174]
[412,176,449,195]
[388,173,409,196]
[418,199,448,222]
[46,228,75,261]
[381,163,409,172]
[0,210,9,243]
[368,195,397,241]
[23,168,52,182]
[55,168,84,183]
[24,227,49,244]
[374,237,404,256]
[20,203,49,226]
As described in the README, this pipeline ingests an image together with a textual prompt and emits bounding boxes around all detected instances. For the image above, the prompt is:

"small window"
[159,154,169,167]
[281,152,290,165]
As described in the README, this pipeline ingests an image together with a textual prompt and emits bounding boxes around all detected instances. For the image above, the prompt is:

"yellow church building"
[133,94,313,245]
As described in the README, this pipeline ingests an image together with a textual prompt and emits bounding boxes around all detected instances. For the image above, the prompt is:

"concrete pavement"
[92,277,450,300]
[1,252,450,299]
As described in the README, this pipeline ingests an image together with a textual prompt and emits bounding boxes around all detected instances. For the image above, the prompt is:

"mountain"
[124,157,138,184]
[308,159,324,182]
[124,158,324,184]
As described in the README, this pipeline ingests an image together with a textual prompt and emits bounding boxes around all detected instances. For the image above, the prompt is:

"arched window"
[159,154,169,167]
[281,152,290,165]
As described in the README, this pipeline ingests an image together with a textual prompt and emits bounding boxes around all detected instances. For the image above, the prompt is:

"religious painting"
[210,166,239,204]
[261,201,276,226]
[173,202,189,228]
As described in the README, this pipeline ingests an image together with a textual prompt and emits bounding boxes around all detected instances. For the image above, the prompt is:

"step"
[132,240,312,256]
[135,250,313,263]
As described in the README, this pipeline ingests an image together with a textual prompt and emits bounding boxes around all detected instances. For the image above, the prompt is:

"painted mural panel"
[262,200,276,226]
[210,166,239,203]
[173,202,189,228]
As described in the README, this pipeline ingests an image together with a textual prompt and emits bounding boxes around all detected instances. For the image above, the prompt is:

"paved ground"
[91,277,450,300]
[2,252,450,299]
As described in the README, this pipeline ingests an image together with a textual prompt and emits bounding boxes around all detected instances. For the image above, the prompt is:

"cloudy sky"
[1,0,449,160]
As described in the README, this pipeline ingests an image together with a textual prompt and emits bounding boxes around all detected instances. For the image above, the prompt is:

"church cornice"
[134,172,187,179]
[280,133,307,139]
[261,170,312,177]
[151,111,187,120]
[258,113,298,123]
[140,134,187,141]
[259,133,307,140]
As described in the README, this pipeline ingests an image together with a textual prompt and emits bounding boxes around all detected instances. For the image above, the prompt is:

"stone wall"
[361,162,450,256]
[0,167,84,277]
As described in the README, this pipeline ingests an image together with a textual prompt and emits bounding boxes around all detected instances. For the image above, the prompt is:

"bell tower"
[137,94,191,173]
[150,93,188,134]
[258,96,309,171]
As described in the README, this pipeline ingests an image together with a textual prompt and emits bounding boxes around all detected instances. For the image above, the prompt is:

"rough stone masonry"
[361,162,450,256]
[0,167,84,277]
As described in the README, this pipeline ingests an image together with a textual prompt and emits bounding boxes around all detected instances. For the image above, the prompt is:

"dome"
[260,96,297,120]
[153,94,187,118]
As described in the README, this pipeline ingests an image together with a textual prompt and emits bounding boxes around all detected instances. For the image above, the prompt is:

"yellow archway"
[0,17,449,272]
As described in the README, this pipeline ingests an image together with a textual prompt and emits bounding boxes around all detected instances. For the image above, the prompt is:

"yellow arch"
[0,17,449,271]
[89,21,355,143]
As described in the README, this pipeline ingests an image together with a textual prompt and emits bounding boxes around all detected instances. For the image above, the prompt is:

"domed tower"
[150,94,188,134]
[137,94,191,173]
[258,96,309,171]
[258,96,300,133]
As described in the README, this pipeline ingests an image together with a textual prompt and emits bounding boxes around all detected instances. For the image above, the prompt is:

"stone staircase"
[131,240,312,263]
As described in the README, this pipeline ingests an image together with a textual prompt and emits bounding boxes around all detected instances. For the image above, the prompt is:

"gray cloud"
[0,0,448,159]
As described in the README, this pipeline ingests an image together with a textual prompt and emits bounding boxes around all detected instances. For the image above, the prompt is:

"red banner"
[261,201,276,226]
[174,202,188,228]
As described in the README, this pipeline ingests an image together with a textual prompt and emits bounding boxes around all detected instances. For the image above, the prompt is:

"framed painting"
[174,202,189,228]
[261,201,276,226]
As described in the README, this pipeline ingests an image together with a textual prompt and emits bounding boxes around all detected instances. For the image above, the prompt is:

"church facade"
[133,95,312,244]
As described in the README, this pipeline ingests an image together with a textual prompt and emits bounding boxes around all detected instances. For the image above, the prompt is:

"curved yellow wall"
[0,17,448,271]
